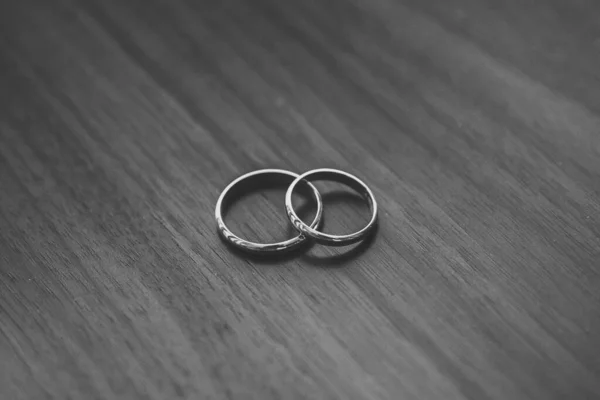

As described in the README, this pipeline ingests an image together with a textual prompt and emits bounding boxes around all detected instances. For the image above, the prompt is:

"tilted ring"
[215,169,323,253]
[285,168,378,246]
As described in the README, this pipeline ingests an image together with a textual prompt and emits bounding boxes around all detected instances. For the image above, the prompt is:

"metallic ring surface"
[215,169,323,253]
[285,168,378,247]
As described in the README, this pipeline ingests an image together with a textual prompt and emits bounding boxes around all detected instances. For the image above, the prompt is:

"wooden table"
[1,0,599,399]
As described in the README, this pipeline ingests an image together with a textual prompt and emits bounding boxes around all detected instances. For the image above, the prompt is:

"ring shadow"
[218,233,316,265]
[300,222,379,268]
[220,190,378,267]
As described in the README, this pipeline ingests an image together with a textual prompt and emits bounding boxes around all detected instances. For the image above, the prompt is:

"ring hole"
[223,179,318,243]
[296,181,371,236]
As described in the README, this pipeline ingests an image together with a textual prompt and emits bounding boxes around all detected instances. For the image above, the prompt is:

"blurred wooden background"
[1,0,599,399]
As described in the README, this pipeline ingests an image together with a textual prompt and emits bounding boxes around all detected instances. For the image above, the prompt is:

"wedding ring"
[215,169,323,253]
[285,168,378,246]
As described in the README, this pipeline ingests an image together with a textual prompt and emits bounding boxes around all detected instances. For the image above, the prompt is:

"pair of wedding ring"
[215,168,378,254]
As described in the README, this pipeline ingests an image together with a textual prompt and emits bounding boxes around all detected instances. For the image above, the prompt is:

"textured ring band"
[215,169,323,253]
[285,168,378,247]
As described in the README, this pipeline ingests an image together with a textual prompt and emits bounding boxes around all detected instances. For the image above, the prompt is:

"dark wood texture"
[1,0,600,399]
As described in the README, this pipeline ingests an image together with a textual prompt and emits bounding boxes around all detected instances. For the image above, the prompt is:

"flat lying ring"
[285,168,378,247]
[215,169,323,253]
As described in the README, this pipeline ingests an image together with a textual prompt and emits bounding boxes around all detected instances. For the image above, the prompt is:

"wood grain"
[1,0,599,399]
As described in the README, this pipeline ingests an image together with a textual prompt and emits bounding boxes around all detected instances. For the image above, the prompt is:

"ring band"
[285,168,378,247]
[215,169,323,253]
